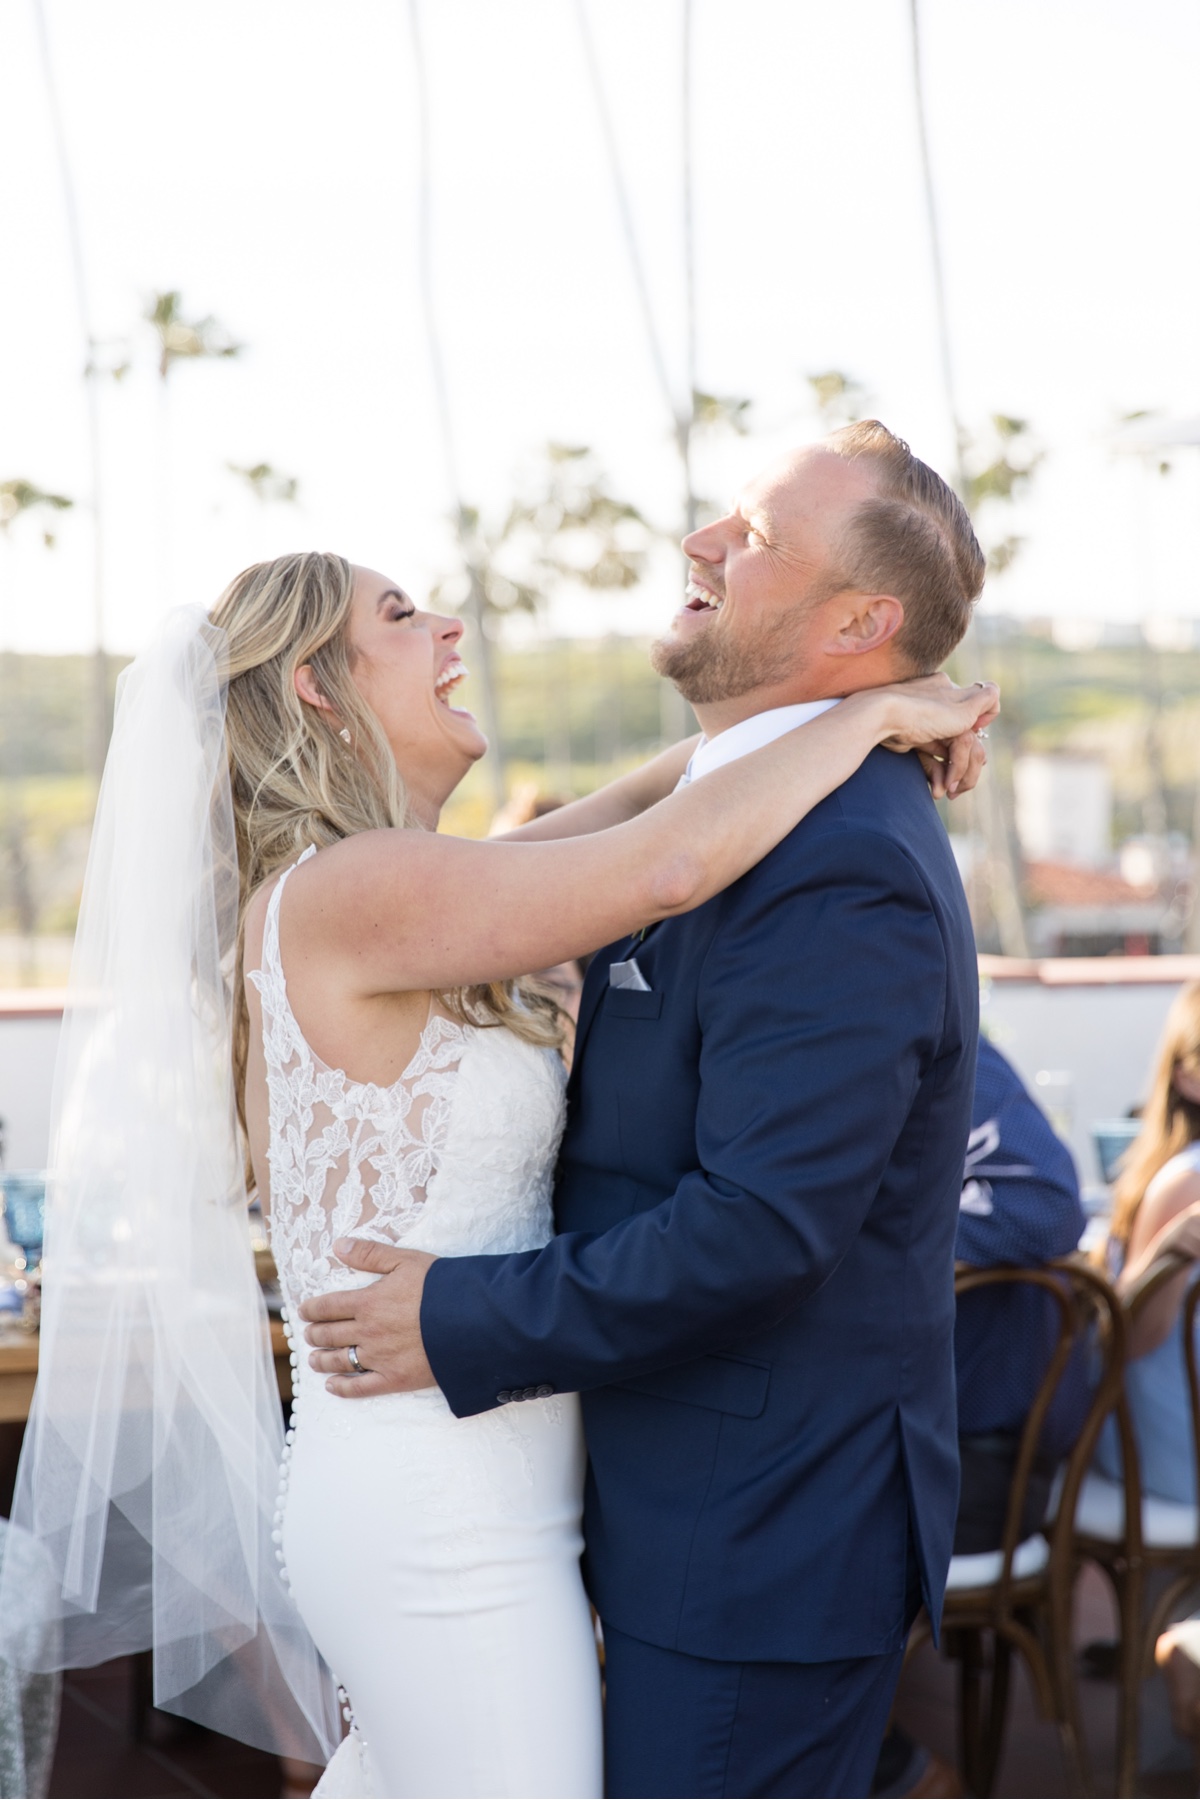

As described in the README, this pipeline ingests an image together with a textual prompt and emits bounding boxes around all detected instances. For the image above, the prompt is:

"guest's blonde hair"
[1109,980,1200,1250]
[210,552,562,1124]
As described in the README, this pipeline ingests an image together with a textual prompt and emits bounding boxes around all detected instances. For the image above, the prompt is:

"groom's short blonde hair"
[823,421,985,672]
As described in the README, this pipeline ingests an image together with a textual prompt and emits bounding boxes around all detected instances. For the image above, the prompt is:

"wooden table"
[0,1318,294,1424]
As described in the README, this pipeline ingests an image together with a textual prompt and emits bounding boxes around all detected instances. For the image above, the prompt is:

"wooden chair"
[907,1257,1125,1797]
[1072,1246,1200,1797]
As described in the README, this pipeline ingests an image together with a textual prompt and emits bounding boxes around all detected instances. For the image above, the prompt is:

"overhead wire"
[908,0,1029,956]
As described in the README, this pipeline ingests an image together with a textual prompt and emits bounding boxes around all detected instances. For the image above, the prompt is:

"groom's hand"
[299,1239,438,1398]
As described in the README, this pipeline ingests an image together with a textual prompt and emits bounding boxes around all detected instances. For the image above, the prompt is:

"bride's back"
[211,550,571,1321]
[244,848,566,1320]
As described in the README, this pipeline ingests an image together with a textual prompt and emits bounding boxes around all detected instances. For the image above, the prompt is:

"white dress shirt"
[676,699,841,788]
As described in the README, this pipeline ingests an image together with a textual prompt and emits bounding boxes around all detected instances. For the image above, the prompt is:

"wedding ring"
[347,1344,369,1375]
[975,730,989,740]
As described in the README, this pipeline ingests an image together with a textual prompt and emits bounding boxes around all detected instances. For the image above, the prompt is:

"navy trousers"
[602,1623,906,1799]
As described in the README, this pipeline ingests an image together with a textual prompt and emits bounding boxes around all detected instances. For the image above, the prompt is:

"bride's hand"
[868,674,1000,800]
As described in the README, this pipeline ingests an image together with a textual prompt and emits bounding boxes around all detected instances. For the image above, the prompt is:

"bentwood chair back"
[1072,1247,1200,1796]
[929,1258,1124,1797]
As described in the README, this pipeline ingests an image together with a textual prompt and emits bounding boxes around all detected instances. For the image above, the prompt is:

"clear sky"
[1,0,1198,655]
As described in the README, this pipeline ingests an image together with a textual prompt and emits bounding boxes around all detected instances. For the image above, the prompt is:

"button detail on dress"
[496,1390,512,1404]
[535,1384,555,1398]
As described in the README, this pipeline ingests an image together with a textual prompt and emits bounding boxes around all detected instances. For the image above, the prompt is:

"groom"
[302,421,987,1797]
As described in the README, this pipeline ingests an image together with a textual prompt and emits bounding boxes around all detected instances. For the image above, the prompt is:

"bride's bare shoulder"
[248,830,462,965]
[283,827,484,913]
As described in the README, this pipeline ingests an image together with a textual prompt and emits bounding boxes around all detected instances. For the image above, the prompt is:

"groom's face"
[651,448,880,716]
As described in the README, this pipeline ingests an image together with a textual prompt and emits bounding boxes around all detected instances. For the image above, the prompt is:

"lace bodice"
[248,847,567,1320]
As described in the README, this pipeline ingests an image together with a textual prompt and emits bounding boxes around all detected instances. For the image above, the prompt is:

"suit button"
[535,1384,554,1398]
[496,1390,512,1404]
[523,1386,539,1400]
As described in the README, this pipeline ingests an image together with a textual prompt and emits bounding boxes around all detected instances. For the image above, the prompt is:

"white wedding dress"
[248,849,603,1798]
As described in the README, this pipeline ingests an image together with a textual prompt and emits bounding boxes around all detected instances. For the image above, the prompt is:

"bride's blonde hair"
[210,552,563,1119]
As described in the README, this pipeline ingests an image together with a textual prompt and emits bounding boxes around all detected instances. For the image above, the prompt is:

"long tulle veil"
[0,607,339,1762]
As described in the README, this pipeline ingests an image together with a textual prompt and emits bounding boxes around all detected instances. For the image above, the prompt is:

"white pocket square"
[609,958,652,992]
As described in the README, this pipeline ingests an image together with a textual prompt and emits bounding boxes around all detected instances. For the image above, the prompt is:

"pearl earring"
[339,727,352,745]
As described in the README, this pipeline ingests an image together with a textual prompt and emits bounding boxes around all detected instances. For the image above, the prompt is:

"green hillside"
[4,625,1200,947]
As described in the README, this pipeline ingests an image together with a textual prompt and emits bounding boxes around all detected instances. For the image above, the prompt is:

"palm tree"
[146,290,242,382]
[30,0,113,784]
[807,371,873,429]
[1112,412,1200,932]
[430,445,653,629]
[0,481,73,546]
[145,291,242,606]
[575,0,729,745]
[405,0,541,806]
[961,414,1044,577]
[226,462,300,506]
[429,444,656,789]
[907,0,1030,957]
[494,444,652,604]
[0,479,75,983]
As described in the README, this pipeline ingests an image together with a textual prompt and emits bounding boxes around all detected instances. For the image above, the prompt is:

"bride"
[4,550,994,1798]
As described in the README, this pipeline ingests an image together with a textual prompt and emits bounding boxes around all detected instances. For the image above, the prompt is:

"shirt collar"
[680,699,841,786]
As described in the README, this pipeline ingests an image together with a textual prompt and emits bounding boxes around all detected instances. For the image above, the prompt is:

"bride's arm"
[290,677,996,995]
[490,737,700,842]
[491,686,992,845]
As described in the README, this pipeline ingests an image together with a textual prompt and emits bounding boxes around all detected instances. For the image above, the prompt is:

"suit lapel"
[570,920,671,1093]
[569,942,621,1087]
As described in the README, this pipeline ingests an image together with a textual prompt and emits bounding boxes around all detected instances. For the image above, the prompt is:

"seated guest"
[1095,982,1200,1503]
[873,1036,1085,1798]
[953,1035,1088,1548]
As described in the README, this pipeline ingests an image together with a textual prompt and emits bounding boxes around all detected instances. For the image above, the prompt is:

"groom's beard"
[650,597,812,706]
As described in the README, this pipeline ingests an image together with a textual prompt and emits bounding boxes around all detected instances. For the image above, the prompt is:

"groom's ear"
[823,592,905,659]
[294,663,335,711]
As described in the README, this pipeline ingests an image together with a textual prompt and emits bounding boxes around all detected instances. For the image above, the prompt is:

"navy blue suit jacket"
[422,746,979,1662]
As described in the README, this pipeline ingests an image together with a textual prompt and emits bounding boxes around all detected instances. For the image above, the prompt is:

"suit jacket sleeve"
[422,825,952,1417]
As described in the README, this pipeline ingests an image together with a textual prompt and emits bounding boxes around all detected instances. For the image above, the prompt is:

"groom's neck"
[691,656,908,739]
[688,676,843,739]
[692,691,805,738]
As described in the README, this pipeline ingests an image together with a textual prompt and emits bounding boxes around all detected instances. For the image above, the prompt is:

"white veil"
[0,607,339,1762]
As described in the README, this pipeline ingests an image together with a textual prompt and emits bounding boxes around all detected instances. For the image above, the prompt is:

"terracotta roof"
[1023,860,1159,907]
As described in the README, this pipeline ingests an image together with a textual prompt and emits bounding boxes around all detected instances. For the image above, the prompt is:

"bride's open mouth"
[434,657,473,715]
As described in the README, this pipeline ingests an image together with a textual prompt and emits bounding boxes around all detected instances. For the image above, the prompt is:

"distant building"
[1014,755,1112,868]
[1009,757,1192,956]
[1022,859,1182,957]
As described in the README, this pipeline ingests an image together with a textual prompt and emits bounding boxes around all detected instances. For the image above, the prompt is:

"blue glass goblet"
[1,1173,46,1275]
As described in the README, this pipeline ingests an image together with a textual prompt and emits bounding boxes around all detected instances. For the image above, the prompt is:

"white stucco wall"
[981,976,1185,1187]
[0,1013,61,1171]
[0,970,1193,1190]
